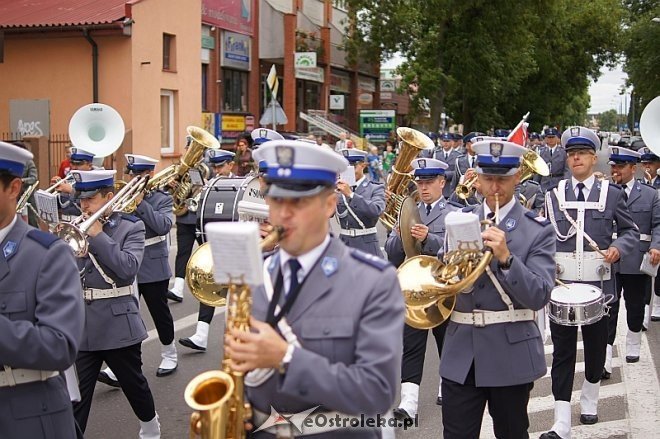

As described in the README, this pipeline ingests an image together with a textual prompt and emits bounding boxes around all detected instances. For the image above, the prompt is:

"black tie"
[426,204,432,215]
[623,188,629,202]
[576,182,585,202]
[444,152,449,161]
[469,156,474,168]
[351,185,357,192]
[287,259,301,297]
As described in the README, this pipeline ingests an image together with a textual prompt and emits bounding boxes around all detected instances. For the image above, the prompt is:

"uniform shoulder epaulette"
[524,180,540,187]
[607,183,623,192]
[640,182,656,190]
[448,200,464,208]
[525,211,550,226]
[121,213,140,222]
[462,205,478,213]
[26,229,60,248]
[349,248,390,271]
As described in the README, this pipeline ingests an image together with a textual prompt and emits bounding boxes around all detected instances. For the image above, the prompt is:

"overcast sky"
[382,57,628,116]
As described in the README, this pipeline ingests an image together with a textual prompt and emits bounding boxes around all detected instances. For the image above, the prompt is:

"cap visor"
[476,166,519,177]
[265,183,329,199]
[75,189,101,199]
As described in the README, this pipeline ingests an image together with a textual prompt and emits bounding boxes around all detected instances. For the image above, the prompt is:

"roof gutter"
[82,27,98,103]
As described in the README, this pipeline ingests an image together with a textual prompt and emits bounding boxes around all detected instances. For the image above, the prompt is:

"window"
[223,69,248,112]
[163,33,176,71]
[201,64,209,111]
[160,90,175,153]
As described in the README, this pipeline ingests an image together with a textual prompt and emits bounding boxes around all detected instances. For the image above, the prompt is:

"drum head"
[198,177,248,242]
[551,283,602,304]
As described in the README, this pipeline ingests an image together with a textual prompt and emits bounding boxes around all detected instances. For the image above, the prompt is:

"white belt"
[612,232,651,242]
[252,408,359,437]
[0,368,58,388]
[556,251,611,282]
[339,227,377,237]
[145,235,167,246]
[451,309,536,327]
[83,285,134,301]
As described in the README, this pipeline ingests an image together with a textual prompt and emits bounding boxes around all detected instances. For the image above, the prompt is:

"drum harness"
[337,186,378,237]
[545,179,610,291]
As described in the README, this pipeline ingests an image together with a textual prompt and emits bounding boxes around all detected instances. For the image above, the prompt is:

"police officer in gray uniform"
[542,127,638,439]
[639,146,660,324]
[439,140,555,439]
[99,154,177,389]
[0,142,84,439]
[435,133,461,199]
[226,140,404,438]
[70,170,160,438]
[539,127,569,192]
[603,146,660,379]
[385,157,458,421]
[336,148,385,258]
[54,147,95,222]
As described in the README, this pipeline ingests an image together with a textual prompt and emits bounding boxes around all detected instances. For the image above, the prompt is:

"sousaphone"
[640,96,660,156]
[68,103,125,158]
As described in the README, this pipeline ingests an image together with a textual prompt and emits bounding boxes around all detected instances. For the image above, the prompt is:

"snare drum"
[197,176,266,242]
[547,283,612,326]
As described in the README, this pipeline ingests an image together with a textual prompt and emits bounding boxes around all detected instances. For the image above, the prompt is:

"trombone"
[16,180,39,214]
[45,174,75,193]
[53,175,150,257]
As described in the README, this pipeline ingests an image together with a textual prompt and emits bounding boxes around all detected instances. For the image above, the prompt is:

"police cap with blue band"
[561,126,600,152]
[439,133,452,141]
[463,132,486,144]
[251,128,284,147]
[639,146,660,163]
[544,127,560,137]
[208,149,235,165]
[411,158,448,181]
[0,141,33,178]
[494,129,510,138]
[72,169,116,199]
[125,154,158,173]
[339,148,368,164]
[472,140,526,176]
[70,147,95,163]
[253,140,348,198]
[608,146,640,165]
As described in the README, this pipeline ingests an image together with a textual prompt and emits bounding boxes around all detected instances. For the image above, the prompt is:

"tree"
[598,109,619,131]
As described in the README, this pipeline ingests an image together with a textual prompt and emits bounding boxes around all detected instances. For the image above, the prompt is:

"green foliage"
[598,109,619,130]
[344,0,623,132]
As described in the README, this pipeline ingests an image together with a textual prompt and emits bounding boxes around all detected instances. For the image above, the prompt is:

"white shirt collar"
[572,174,596,196]
[624,178,635,193]
[354,176,367,187]
[483,196,516,223]
[279,234,331,290]
[0,214,18,245]
[422,196,445,212]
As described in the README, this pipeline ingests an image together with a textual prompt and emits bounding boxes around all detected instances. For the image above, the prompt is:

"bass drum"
[197,176,265,242]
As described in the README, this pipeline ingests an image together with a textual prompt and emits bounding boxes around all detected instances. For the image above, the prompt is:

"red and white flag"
[507,112,530,146]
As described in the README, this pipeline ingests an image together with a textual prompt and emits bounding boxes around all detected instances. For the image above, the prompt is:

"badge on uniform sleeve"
[505,218,516,231]
[3,241,17,259]
[321,256,338,277]
[439,201,446,209]
[107,218,117,228]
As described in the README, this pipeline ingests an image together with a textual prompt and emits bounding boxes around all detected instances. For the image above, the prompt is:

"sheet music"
[34,190,59,224]
[338,165,356,186]
[205,222,263,286]
[445,211,483,252]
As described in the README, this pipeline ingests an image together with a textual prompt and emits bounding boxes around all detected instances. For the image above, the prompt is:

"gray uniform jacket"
[539,145,569,191]
[440,201,556,387]
[336,179,385,257]
[77,213,147,351]
[384,198,457,268]
[247,238,404,438]
[434,149,461,198]
[57,192,81,217]
[134,190,173,283]
[517,180,544,211]
[0,219,84,439]
[454,154,478,181]
[545,179,638,295]
[616,181,660,274]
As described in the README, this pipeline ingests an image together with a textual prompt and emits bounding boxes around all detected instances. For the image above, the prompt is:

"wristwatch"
[278,343,295,374]
[499,254,514,270]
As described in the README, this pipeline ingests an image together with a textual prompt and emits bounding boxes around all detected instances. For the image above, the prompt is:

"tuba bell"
[519,149,549,182]
[640,95,660,156]
[380,127,435,230]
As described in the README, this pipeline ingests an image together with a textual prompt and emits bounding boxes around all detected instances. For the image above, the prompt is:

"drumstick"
[555,279,569,288]
[587,241,608,259]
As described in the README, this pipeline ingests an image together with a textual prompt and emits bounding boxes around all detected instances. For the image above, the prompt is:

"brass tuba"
[398,194,500,329]
[184,227,282,439]
[151,126,219,216]
[519,149,549,182]
[380,127,435,230]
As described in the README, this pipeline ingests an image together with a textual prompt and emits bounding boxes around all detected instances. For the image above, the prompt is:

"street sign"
[359,109,396,142]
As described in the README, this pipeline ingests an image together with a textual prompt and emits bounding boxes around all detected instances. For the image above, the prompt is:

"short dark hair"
[0,172,19,188]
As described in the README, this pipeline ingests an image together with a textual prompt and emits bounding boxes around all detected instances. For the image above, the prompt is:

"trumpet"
[455,173,478,200]
[53,175,149,257]
[45,174,75,193]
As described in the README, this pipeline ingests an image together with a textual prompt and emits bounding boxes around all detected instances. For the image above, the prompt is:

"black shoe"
[166,290,183,303]
[580,414,598,425]
[601,368,611,380]
[539,431,562,439]
[392,408,412,421]
[651,316,660,322]
[626,355,639,363]
[178,337,206,352]
[436,396,442,406]
[97,371,120,388]
[642,325,648,332]
[156,364,178,377]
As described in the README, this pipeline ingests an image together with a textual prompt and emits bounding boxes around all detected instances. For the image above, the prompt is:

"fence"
[1,132,70,180]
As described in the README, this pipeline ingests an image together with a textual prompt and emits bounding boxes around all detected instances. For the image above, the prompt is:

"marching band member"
[436,133,461,199]
[99,155,177,389]
[384,158,458,420]
[542,127,637,439]
[440,140,555,439]
[0,142,84,439]
[54,147,95,222]
[454,132,483,183]
[528,132,542,151]
[336,148,386,257]
[639,146,660,324]
[179,149,236,352]
[251,127,285,150]
[604,146,660,375]
[227,140,403,438]
[538,128,568,191]
[70,170,160,438]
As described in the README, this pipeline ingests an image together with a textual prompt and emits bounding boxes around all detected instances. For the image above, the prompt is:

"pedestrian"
[233,135,254,177]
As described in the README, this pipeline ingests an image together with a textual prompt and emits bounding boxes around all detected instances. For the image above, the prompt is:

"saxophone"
[184,228,283,439]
